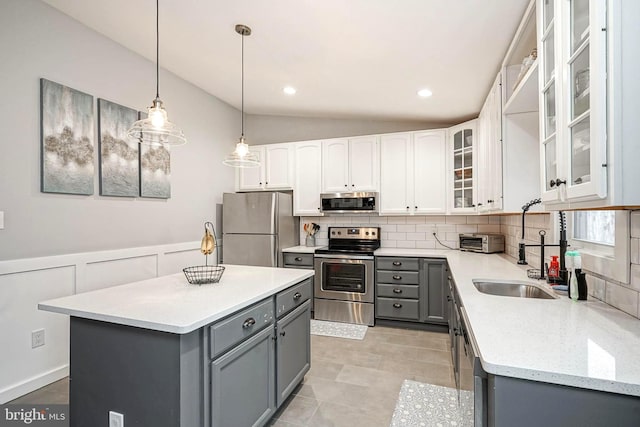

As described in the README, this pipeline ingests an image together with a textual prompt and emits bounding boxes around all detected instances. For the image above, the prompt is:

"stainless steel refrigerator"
[222,192,299,267]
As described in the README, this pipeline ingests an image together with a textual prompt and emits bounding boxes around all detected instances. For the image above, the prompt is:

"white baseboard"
[0,365,69,404]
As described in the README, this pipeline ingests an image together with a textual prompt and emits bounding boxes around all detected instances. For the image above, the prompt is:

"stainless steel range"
[314,226,380,326]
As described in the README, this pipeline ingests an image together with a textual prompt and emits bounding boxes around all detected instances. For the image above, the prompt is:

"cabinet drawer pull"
[295,257,303,261]
[392,275,402,280]
[392,261,402,266]
[393,303,402,309]
[280,331,286,337]
[393,288,402,294]
[447,295,452,302]
[242,318,256,329]
[293,292,302,301]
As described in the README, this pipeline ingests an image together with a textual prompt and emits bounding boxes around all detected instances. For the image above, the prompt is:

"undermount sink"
[473,279,557,299]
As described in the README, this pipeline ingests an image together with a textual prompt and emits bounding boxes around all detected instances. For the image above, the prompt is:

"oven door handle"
[314,254,374,260]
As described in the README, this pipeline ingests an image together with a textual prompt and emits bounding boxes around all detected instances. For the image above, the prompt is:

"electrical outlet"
[31,329,45,348]
[109,411,124,427]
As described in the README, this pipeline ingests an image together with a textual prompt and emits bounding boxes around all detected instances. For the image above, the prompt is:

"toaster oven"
[459,233,505,253]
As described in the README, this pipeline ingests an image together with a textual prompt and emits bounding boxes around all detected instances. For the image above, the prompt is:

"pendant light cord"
[241,29,244,138]
[156,0,160,99]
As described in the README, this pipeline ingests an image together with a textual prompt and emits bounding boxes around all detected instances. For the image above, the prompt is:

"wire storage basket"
[527,268,543,280]
[183,265,225,285]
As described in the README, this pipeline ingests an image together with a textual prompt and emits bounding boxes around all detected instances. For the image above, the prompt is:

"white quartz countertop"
[282,245,326,253]
[39,265,314,334]
[374,248,640,397]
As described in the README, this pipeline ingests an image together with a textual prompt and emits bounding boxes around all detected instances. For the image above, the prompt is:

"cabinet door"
[420,259,448,324]
[379,133,411,215]
[560,0,607,201]
[413,130,447,214]
[489,77,504,211]
[265,143,293,189]
[276,300,311,407]
[238,146,265,191]
[349,136,379,191]
[293,141,323,215]
[322,139,349,192]
[211,326,275,427]
[449,120,477,213]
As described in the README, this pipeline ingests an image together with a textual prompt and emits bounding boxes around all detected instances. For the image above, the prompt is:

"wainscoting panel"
[0,241,199,403]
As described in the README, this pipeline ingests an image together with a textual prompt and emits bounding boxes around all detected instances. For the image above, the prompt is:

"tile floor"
[11,326,453,427]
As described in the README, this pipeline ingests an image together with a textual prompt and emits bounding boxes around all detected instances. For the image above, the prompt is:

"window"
[567,210,629,284]
[573,211,615,246]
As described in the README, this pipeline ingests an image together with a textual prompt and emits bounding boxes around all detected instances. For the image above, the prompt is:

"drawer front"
[376,257,419,271]
[283,253,314,268]
[210,298,274,358]
[377,271,420,285]
[276,278,312,318]
[377,283,419,299]
[376,297,420,320]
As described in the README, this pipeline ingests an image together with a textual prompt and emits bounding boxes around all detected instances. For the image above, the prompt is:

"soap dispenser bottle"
[566,251,579,301]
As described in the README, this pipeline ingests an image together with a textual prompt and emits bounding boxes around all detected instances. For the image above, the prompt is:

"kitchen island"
[39,264,314,427]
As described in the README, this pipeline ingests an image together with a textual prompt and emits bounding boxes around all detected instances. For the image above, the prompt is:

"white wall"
[0,0,238,261]
[245,113,454,145]
[0,0,237,402]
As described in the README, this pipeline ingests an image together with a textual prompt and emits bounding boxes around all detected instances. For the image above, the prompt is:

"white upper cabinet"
[380,133,411,215]
[322,137,378,192]
[536,0,640,207]
[448,120,477,214]
[379,131,446,215]
[293,141,323,216]
[321,139,349,192]
[238,146,265,191]
[477,74,503,213]
[264,144,294,189]
[237,143,294,191]
[413,131,447,214]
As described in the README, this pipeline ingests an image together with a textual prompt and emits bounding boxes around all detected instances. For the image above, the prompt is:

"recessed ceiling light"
[417,89,433,98]
[283,86,297,95]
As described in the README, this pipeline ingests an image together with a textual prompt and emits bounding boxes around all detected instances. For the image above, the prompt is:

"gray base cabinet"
[211,327,276,427]
[276,300,311,407]
[488,375,640,427]
[375,256,448,325]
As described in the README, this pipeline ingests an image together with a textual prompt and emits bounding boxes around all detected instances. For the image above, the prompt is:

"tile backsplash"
[299,215,501,249]
[301,211,640,320]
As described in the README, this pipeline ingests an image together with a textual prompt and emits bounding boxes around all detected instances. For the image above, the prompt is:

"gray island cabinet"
[39,265,314,427]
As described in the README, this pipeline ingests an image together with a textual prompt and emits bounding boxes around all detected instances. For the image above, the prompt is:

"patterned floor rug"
[310,319,368,340]
[390,380,473,427]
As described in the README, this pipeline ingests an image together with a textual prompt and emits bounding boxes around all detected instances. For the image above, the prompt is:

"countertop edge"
[39,269,314,334]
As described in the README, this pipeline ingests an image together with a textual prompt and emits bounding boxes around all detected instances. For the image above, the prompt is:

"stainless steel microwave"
[459,233,505,253]
[320,192,378,214]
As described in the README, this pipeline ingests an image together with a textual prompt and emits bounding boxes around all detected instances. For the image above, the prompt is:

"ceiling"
[42,0,530,123]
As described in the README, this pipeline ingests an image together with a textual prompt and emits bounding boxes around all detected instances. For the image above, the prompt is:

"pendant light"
[223,25,260,168]
[127,0,186,147]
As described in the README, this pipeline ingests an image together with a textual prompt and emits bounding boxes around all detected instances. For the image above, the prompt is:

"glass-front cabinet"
[537,0,607,203]
[448,120,477,213]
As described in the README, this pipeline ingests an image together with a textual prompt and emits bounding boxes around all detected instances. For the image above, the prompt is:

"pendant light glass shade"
[223,136,260,168]
[127,0,186,147]
[128,98,186,146]
[223,24,260,168]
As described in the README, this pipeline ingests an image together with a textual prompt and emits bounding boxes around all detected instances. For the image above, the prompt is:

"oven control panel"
[328,227,380,240]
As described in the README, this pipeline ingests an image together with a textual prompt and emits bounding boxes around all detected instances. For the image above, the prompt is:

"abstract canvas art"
[98,99,139,197]
[138,111,171,199]
[40,79,94,195]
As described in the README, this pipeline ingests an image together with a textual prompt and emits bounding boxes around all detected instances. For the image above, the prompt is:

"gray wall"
[245,114,455,145]
[0,0,239,260]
